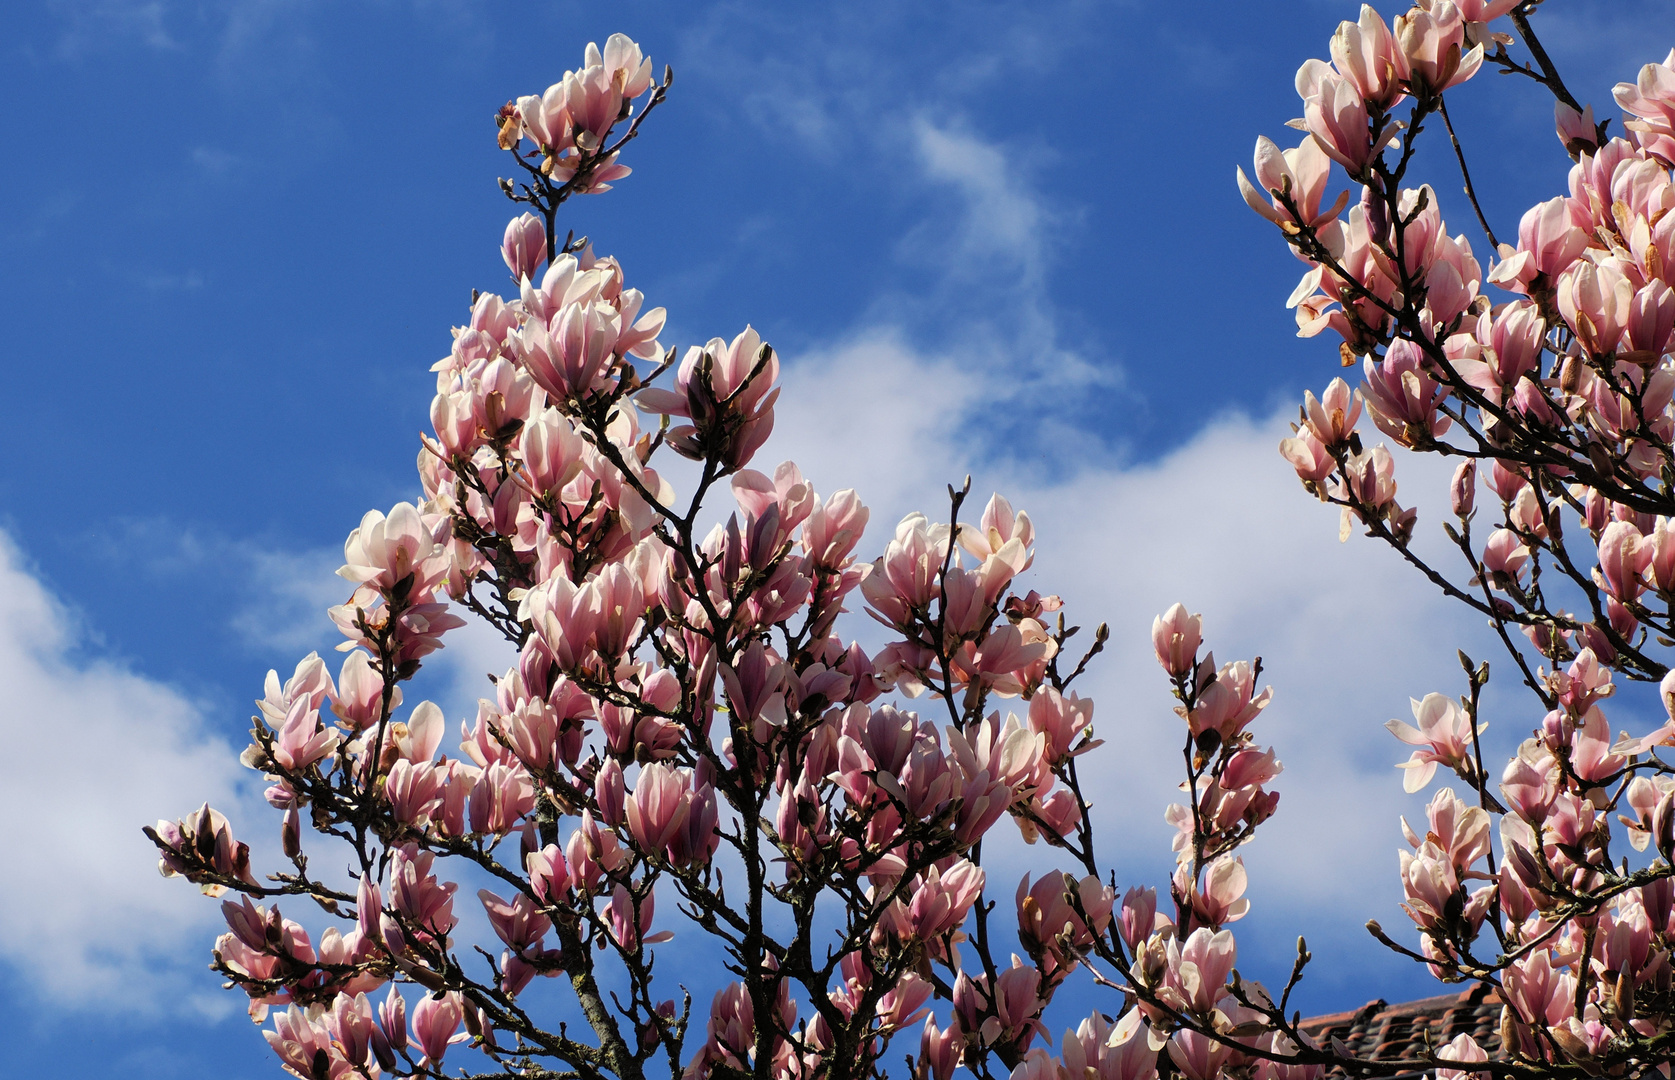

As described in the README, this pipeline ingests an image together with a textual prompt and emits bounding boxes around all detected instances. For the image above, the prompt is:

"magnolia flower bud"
[502,213,547,282]
[1450,460,1477,518]
[281,807,301,859]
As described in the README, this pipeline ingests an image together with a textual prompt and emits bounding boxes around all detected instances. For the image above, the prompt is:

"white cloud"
[771,330,977,518]
[231,542,348,655]
[911,119,1051,285]
[0,531,262,1012]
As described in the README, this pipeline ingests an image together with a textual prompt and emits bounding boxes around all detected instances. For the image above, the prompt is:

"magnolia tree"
[144,7,1675,1080]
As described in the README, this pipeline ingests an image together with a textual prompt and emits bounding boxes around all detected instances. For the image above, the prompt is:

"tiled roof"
[1298,983,1502,1075]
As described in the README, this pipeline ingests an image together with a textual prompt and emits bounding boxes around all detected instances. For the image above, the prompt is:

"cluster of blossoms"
[1243,2,1675,1076]
[145,9,1675,1080]
[145,33,1136,1080]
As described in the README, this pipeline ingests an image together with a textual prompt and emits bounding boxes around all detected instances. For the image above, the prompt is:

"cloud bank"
[0,533,260,1012]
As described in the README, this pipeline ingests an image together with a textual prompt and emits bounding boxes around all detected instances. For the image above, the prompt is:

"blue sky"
[0,0,1670,1076]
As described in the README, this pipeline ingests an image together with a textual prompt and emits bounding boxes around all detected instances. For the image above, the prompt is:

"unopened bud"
[1614,970,1635,1020]
[1450,460,1476,517]
[1560,356,1582,394]
[282,807,301,860]
[1653,789,1675,863]
[462,1000,484,1039]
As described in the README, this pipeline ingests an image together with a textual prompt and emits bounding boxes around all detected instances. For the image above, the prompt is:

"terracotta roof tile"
[1298,984,1502,1075]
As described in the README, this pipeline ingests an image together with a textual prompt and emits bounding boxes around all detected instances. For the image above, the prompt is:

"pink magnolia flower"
[1179,856,1251,928]
[918,1017,962,1080]
[875,972,933,1032]
[1394,2,1483,96]
[149,804,256,896]
[1451,0,1520,25]
[1168,1028,1231,1080]
[1434,1033,1490,1080]
[1387,692,1483,792]
[1568,706,1626,785]
[1329,6,1409,109]
[907,859,986,943]
[1399,840,1467,933]
[1424,231,1482,324]
[392,699,445,763]
[1185,659,1271,744]
[959,493,1035,566]
[666,766,720,867]
[732,462,815,546]
[525,843,571,902]
[1401,787,1491,874]
[1502,950,1577,1029]
[608,883,673,949]
[1487,197,1589,293]
[519,407,587,496]
[1151,603,1202,678]
[1297,63,1387,176]
[1221,746,1283,790]
[981,960,1047,1053]
[1557,256,1636,355]
[1027,687,1095,763]
[1303,377,1363,447]
[388,844,458,943]
[383,759,443,825]
[948,711,1051,799]
[1341,442,1398,517]
[1360,340,1450,446]
[803,488,870,569]
[502,212,546,282]
[1457,302,1547,391]
[257,652,335,727]
[637,326,780,469]
[1280,424,1333,483]
[1625,278,1675,359]
[1119,886,1167,953]
[1500,746,1560,821]
[1015,872,1113,981]
[410,990,465,1065]
[478,888,553,951]
[266,1005,348,1079]
[1476,528,1531,590]
[565,810,625,893]
[1615,48,1675,165]
[565,35,655,145]
[1595,519,1650,602]
[329,649,393,731]
[512,299,623,402]
[338,502,451,598]
[468,760,535,835]
[1162,926,1237,1015]
[1238,134,1349,230]
[625,762,693,856]
[861,512,950,628]
[1010,1049,1058,1080]
[1292,204,1400,349]
[283,705,340,773]
[1061,1008,1162,1080]
[328,992,378,1068]
[1555,100,1600,157]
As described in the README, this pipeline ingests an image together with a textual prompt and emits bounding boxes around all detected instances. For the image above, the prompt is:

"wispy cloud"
[49,0,179,57]
[0,530,261,1012]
